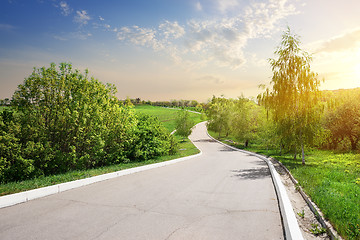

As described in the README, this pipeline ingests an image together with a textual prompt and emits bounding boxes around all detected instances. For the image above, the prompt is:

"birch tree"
[258,27,321,165]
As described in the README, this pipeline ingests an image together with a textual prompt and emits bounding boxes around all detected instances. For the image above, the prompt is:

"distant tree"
[325,99,360,150]
[231,97,266,147]
[190,100,198,108]
[175,110,194,141]
[206,96,234,137]
[258,27,321,165]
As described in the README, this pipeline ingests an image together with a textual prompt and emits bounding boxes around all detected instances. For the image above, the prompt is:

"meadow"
[0,105,203,196]
[208,130,360,239]
[134,104,204,132]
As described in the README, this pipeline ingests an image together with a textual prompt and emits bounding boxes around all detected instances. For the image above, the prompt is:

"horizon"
[1,0,360,102]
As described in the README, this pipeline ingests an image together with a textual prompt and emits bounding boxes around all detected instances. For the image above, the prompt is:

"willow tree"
[258,27,321,165]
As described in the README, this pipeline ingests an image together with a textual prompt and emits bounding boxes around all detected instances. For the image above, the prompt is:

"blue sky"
[1,0,360,101]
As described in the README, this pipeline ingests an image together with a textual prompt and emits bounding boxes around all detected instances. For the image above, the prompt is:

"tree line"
[0,63,177,183]
[120,98,207,113]
[207,28,360,164]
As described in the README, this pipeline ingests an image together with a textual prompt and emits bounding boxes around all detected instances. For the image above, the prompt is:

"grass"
[0,105,202,197]
[134,104,204,132]
[208,130,360,240]
[0,138,199,196]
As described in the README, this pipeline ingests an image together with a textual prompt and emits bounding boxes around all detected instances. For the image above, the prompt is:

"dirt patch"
[270,159,330,240]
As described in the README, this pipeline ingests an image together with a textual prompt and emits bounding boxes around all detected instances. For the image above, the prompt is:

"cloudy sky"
[1,0,360,102]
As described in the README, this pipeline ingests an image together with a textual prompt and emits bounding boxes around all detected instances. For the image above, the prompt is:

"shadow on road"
[231,167,270,180]
[193,139,217,143]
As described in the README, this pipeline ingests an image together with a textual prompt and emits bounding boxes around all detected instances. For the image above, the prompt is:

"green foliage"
[134,105,203,132]
[0,63,176,183]
[206,96,266,146]
[131,114,177,160]
[309,224,326,236]
[206,96,234,137]
[175,110,194,139]
[269,150,360,239]
[297,209,305,219]
[321,89,360,151]
[258,27,321,164]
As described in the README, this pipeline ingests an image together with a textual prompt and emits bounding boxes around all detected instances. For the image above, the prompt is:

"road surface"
[0,122,283,240]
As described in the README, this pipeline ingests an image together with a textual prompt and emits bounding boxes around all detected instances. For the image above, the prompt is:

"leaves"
[258,27,321,163]
[0,63,176,183]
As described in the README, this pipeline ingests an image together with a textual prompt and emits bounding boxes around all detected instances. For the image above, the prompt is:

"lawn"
[208,130,360,240]
[134,104,204,132]
[0,105,202,197]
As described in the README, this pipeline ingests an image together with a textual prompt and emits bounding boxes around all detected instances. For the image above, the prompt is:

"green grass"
[208,130,360,240]
[0,105,202,197]
[134,105,204,132]
[0,138,199,196]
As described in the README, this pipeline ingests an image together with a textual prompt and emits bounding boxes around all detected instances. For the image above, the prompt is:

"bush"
[0,63,177,183]
[131,114,177,160]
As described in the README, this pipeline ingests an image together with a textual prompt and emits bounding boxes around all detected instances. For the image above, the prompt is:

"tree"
[231,97,261,147]
[206,96,234,137]
[258,27,321,165]
[175,110,194,140]
[10,63,138,174]
[325,99,360,150]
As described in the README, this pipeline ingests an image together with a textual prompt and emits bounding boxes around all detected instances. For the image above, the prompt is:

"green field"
[0,105,202,196]
[208,130,360,239]
[134,105,204,132]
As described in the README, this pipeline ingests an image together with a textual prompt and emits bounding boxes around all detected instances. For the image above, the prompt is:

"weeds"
[310,224,326,236]
[297,209,305,219]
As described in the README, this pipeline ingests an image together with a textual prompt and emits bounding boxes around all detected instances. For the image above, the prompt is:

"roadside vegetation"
[0,63,202,196]
[207,28,360,239]
[134,104,204,132]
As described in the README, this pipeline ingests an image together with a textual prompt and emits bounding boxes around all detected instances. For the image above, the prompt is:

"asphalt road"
[0,122,284,240]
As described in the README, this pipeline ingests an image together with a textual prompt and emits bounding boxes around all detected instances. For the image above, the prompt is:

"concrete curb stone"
[206,130,304,240]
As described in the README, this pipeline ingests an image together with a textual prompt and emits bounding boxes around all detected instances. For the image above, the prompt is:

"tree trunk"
[349,137,358,151]
[294,146,297,160]
[301,142,305,165]
[279,144,282,155]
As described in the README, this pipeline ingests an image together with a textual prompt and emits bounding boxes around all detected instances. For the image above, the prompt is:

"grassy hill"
[134,105,204,132]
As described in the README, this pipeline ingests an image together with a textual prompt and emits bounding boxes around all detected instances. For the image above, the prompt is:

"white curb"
[0,148,202,209]
[206,132,304,240]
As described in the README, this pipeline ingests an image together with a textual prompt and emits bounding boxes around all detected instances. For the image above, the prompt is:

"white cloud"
[117,26,162,50]
[159,21,185,39]
[217,0,239,13]
[99,16,105,21]
[195,2,202,11]
[313,28,360,53]
[74,10,91,26]
[59,1,71,16]
[117,0,298,69]
[53,31,92,41]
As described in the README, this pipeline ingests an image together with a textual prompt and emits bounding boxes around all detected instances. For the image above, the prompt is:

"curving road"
[0,122,283,240]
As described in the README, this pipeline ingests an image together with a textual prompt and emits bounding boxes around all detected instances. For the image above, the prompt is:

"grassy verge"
[0,137,199,196]
[0,105,201,197]
[208,130,360,240]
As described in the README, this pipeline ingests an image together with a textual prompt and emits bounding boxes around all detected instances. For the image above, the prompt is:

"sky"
[1,0,360,102]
